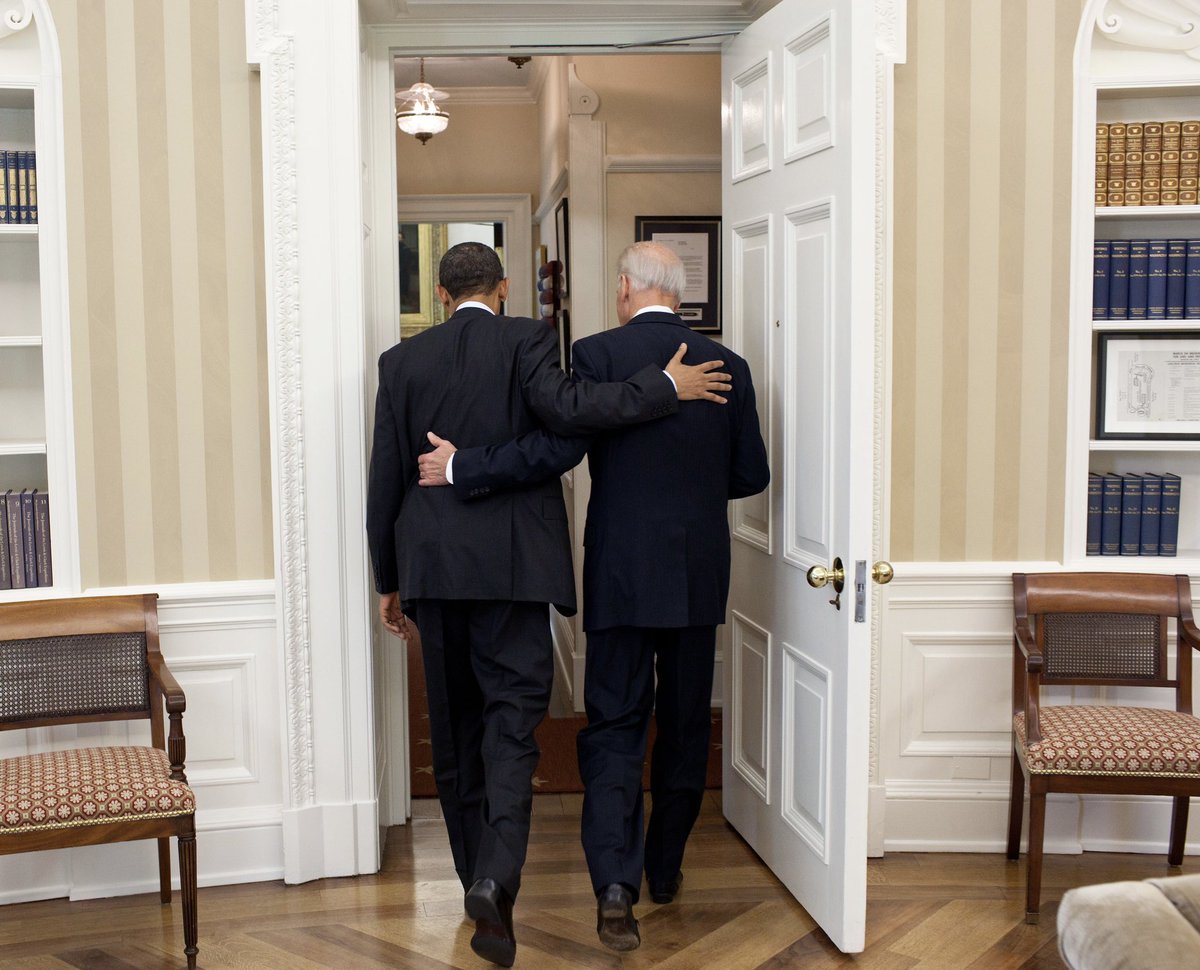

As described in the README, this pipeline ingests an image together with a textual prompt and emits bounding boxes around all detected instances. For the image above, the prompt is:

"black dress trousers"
[576,624,717,901]
[411,599,554,901]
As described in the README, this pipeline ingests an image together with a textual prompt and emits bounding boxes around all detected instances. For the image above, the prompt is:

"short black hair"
[438,242,504,299]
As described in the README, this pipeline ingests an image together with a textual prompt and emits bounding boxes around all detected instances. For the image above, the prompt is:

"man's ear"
[435,284,453,309]
[497,278,511,302]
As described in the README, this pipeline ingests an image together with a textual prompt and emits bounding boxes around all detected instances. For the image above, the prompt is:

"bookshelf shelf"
[0,224,37,235]
[0,336,42,347]
[1093,320,1200,330]
[1090,440,1200,452]
[1095,204,1200,219]
[0,441,47,456]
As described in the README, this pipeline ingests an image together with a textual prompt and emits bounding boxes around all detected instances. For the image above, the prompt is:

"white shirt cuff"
[662,369,677,392]
[446,452,455,484]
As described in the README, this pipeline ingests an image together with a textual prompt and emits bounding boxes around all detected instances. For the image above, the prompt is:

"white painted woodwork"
[721,0,878,953]
[0,1,80,597]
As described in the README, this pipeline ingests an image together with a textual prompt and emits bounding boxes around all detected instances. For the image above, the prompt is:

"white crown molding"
[0,1,33,41]
[605,153,721,173]
[441,85,535,104]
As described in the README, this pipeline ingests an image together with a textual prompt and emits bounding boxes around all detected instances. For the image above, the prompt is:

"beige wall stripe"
[249,70,272,578]
[162,0,211,582]
[105,0,154,583]
[190,1,236,581]
[134,0,183,584]
[938,1,971,560]
[76,0,126,587]
[963,1,1002,560]
[911,0,947,559]
[1017,0,1056,559]
[991,0,1029,561]
[219,0,267,579]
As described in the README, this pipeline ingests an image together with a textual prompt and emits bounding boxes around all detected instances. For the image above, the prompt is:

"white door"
[722,0,878,953]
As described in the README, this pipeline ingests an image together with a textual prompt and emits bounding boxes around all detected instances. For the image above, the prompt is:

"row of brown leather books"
[1096,121,1200,206]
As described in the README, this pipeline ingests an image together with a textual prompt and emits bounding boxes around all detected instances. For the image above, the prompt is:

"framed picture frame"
[554,198,570,297]
[634,215,721,334]
[1096,331,1200,440]
[399,222,449,339]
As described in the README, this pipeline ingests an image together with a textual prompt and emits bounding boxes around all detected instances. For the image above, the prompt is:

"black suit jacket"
[365,307,678,615]
[451,311,770,631]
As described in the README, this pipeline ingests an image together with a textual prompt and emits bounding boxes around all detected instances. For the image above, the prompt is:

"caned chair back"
[1014,572,1191,698]
[0,594,161,734]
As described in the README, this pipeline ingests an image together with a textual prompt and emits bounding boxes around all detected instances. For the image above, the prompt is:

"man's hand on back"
[419,431,457,487]
[666,343,731,403]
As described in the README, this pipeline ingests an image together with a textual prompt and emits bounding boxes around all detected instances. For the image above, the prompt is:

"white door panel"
[722,0,877,952]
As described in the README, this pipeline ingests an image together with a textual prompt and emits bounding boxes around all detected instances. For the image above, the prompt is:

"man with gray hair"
[418,240,770,953]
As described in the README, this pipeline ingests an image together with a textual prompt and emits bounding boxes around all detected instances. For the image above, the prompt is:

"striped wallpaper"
[890,0,1084,562]
[49,0,271,587]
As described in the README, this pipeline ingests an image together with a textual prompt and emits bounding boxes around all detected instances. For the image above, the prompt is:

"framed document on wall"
[635,215,721,334]
[1096,331,1200,439]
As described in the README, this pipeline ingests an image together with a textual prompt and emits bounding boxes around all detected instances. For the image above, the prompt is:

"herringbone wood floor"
[1,794,1193,968]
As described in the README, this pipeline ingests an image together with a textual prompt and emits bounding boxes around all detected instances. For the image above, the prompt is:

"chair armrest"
[1014,619,1043,744]
[148,655,186,714]
[1014,620,1043,673]
[1181,619,1200,653]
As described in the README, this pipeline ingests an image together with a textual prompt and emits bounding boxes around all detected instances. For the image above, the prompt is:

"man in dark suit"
[417,241,770,953]
[366,242,731,968]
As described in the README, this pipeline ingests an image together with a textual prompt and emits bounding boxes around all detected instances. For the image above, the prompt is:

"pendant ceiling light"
[396,58,450,146]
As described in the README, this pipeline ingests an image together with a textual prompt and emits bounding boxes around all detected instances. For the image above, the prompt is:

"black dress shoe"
[465,878,516,968]
[596,883,640,952]
[648,870,683,904]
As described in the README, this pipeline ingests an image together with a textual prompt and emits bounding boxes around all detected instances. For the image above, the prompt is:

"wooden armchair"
[1007,572,1200,925]
[0,595,197,968]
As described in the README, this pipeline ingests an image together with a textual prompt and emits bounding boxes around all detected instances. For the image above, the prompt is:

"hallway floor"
[1,793,1194,968]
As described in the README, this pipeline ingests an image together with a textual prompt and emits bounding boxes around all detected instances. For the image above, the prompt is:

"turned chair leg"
[1006,749,1025,861]
[178,823,199,970]
[157,837,172,904]
[1169,796,1190,869]
[1025,781,1047,925]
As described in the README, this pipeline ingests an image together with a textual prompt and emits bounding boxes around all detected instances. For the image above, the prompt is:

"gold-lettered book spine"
[1107,123,1127,206]
[1096,123,1110,206]
[1143,121,1163,205]
[1124,123,1144,205]
[1181,124,1199,204]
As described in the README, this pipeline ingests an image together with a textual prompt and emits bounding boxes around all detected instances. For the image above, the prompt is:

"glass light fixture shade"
[396,66,450,145]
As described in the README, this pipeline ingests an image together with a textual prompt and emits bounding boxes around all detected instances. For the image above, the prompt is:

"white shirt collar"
[458,301,495,315]
[632,305,677,318]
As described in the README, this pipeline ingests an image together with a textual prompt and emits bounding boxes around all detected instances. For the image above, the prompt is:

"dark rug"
[407,637,723,797]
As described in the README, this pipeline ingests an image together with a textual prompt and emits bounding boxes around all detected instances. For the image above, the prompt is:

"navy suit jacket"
[365,307,678,615]
[451,311,770,631]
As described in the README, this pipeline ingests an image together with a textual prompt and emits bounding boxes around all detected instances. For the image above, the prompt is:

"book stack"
[1092,238,1200,318]
[0,150,37,224]
[0,488,52,589]
[1097,121,1200,206]
[1087,473,1181,556]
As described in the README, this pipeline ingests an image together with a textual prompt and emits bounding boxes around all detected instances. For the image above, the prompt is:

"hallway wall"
[889,0,1085,562]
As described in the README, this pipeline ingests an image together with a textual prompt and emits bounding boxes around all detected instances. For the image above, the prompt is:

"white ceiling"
[394,55,537,92]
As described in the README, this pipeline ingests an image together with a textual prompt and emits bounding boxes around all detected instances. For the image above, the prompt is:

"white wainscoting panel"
[0,581,282,904]
[879,564,1200,854]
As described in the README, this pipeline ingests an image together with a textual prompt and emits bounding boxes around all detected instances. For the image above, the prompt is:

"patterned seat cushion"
[0,746,195,835]
[1015,705,1200,776]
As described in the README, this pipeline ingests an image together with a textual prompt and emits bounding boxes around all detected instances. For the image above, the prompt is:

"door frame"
[247,0,902,878]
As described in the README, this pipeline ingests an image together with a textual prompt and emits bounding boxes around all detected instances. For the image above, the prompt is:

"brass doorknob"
[807,563,844,590]
[871,561,894,585]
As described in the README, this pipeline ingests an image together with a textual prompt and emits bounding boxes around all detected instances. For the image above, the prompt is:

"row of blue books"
[0,150,37,224]
[0,488,51,589]
[1093,239,1200,319]
[1087,472,1181,556]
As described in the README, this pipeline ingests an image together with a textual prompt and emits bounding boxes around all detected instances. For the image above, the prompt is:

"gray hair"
[617,241,686,301]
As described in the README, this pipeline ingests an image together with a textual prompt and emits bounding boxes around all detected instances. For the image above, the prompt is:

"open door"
[721,0,880,953]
